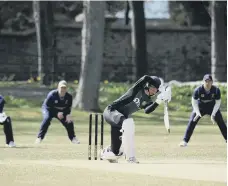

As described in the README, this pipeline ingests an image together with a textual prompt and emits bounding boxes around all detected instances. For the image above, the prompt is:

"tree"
[169,1,211,26]
[128,1,147,81]
[73,1,105,112]
[33,1,56,85]
[211,1,227,81]
[33,1,42,82]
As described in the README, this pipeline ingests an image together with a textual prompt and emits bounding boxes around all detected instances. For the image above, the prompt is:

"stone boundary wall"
[0,23,211,82]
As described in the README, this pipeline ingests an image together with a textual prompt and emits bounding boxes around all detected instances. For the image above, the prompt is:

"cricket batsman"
[179,74,227,147]
[101,75,171,163]
[35,80,80,144]
[0,95,16,147]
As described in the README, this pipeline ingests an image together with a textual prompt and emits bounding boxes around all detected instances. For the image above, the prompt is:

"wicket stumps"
[88,113,104,160]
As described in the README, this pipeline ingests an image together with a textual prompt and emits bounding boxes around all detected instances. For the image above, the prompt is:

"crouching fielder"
[101,75,171,163]
[179,74,227,147]
[35,80,80,144]
[0,95,16,147]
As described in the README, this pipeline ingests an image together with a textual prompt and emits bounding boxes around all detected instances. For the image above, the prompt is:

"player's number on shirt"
[133,98,140,107]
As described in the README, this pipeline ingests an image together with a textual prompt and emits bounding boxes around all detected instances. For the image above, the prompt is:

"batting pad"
[121,118,135,159]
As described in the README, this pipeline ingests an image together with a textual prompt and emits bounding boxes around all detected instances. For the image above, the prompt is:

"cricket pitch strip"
[0,158,226,185]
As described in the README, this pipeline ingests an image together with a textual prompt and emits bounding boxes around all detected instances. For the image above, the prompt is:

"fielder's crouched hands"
[57,112,64,120]
[211,115,216,125]
[66,114,72,123]
[193,112,202,122]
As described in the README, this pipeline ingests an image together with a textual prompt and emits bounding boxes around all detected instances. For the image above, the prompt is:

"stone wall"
[0,23,211,82]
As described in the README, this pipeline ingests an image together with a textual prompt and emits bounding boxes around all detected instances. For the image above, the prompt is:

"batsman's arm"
[133,75,158,89]
[142,101,153,109]
[144,102,159,114]
[0,95,5,113]
[110,75,152,109]
[63,95,73,115]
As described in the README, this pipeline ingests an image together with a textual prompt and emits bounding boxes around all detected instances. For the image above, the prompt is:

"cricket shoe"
[179,140,188,147]
[6,141,16,148]
[126,157,139,164]
[35,137,42,144]
[100,146,123,163]
[71,137,80,144]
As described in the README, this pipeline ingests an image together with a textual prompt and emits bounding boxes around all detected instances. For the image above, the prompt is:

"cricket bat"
[164,100,170,133]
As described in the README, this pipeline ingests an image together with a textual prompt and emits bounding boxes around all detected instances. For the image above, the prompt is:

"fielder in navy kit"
[179,74,227,147]
[35,80,80,144]
[0,95,16,147]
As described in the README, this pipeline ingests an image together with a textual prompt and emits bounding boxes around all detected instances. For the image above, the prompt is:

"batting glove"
[162,91,171,103]
[211,115,216,125]
[155,93,163,104]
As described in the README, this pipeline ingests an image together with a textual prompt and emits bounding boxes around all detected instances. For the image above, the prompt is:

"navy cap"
[203,74,213,81]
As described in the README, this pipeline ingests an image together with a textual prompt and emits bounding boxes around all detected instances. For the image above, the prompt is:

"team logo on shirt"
[55,100,58,103]
[211,94,215,98]
[201,94,204,97]
[65,100,68,104]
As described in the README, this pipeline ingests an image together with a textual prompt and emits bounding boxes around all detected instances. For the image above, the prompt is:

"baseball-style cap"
[203,74,213,81]
[58,80,67,88]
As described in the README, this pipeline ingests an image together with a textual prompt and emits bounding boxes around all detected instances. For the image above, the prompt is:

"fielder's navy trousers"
[183,109,227,143]
[37,108,75,140]
[0,117,14,144]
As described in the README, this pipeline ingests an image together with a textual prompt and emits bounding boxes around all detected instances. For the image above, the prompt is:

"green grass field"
[0,108,227,186]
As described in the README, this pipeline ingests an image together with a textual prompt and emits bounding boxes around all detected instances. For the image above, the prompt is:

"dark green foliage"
[2,82,227,113]
[98,83,227,112]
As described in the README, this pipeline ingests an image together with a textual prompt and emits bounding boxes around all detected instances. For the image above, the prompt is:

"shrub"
[99,83,227,112]
[2,82,227,113]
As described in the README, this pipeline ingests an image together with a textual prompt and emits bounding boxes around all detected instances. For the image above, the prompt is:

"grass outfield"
[0,108,227,186]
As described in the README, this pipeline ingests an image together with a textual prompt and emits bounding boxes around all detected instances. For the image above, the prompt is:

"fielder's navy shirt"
[0,95,5,113]
[193,85,221,111]
[42,90,73,115]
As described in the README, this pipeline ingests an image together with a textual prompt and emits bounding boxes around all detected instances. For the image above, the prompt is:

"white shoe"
[179,140,188,147]
[71,137,80,144]
[117,149,125,157]
[35,137,42,144]
[100,146,118,163]
[6,141,16,148]
[127,157,139,164]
